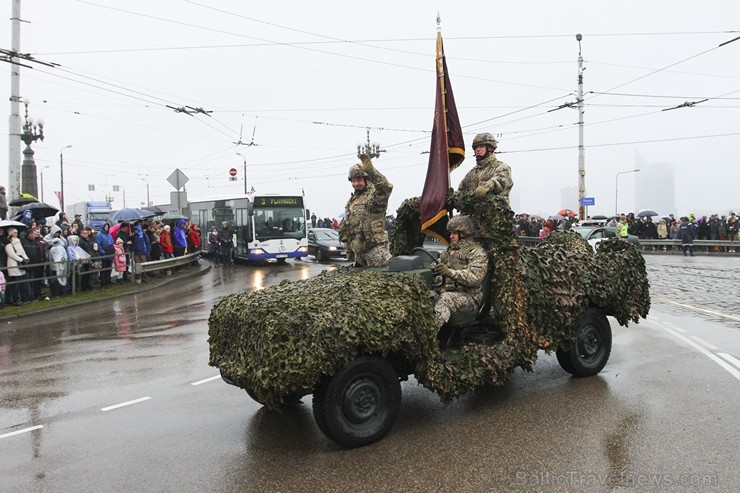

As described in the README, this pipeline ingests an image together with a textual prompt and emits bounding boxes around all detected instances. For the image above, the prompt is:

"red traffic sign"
[229,168,237,177]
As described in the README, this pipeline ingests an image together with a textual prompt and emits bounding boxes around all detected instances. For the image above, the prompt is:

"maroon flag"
[420,29,465,245]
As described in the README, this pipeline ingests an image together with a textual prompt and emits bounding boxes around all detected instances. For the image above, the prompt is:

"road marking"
[101,396,152,412]
[690,336,719,351]
[660,326,740,381]
[718,353,740,371]
[0,425,43,440]
[191,375,221,386]
[660,299,740,323]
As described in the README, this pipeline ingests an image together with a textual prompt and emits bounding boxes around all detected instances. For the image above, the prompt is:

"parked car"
[573,225,640,251]
[307,228,346,262]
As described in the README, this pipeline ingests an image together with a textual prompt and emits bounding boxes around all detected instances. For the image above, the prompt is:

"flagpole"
[436,14,452,194]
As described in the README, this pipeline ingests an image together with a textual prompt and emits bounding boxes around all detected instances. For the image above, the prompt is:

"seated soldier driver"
[431,215,489,331]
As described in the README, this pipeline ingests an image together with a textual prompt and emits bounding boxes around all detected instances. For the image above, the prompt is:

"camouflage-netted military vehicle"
[208,195,650,448]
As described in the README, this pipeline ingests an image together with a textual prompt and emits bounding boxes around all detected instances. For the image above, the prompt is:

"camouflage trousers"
[432,291,479,330]
[350,244,392,267]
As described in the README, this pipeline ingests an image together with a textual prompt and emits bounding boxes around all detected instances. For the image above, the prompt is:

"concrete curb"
[0,260,213,325]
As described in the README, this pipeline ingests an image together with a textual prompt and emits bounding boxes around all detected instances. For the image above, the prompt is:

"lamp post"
[59,145,73,212]
[20,99,45,198]
[39,165,50,203]
[356,128,384,159]
[615,169,640,215]
[236,152,247,194]
[139,175,150,207]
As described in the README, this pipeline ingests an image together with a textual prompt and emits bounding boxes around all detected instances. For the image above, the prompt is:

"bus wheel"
[277,258,287,265]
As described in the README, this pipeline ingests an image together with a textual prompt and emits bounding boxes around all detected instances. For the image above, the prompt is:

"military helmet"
[348,163,368,181]
[447,215,475,236]
[472,132,498,150]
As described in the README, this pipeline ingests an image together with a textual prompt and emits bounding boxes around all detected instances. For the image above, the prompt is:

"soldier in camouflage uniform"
[454,132,513,208]
[339,153,393,267]
[432,215,489,330]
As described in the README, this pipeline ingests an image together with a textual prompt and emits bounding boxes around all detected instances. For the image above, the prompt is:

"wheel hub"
[343,377,381,424]
[578,325,601,360]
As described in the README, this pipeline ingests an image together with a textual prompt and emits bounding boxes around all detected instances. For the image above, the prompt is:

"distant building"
[634,158,676,215]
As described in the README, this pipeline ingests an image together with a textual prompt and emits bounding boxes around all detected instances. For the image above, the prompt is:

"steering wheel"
[412,247,439,266]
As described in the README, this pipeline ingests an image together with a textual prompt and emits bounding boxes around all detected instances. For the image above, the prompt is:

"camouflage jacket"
[437,237,489,301]
[340,166,393,253]
[457,154,513,206]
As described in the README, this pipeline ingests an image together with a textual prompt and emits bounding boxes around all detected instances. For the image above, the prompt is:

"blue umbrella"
[110,208,148,221]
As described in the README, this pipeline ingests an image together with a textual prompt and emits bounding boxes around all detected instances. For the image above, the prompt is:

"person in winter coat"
[160,225,174,259]
[208,226,220,264]
[95,223,115,287]
[20,210,34,228]
[67,235,90,291]
[679,217,696,256]
[173,219,188,257]
[112,237,128,285]
[131,225,151,282]
[48,238,68,298]
[5,227,30,305]
[187,224,202,265]
[20,227,45,300]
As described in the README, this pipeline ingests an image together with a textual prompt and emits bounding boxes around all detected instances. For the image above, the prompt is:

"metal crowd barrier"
[132,251,200,282]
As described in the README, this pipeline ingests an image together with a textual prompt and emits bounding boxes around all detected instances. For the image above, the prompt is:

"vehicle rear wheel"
[312,356,401,448]
[316,248,324,262]
[557,308,612,377]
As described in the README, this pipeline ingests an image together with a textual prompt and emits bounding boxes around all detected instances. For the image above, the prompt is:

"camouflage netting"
[208,268,438,408]
[209,192,651,406]
[390,196,425,256]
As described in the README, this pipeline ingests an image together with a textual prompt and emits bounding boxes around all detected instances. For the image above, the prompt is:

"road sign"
[229,168,237,177]
[167,168,189,191]
[580,197,595,206]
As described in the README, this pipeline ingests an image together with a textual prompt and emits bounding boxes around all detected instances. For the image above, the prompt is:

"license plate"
[276,254,288,258]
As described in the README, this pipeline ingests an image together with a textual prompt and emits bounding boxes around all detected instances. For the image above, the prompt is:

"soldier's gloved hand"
[433,262,451,277]
[490,181,503,193]
[474,185,489,199]
[358,153,374,173]
[446,189,457,211]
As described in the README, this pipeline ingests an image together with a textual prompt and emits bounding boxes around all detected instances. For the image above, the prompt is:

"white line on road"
[191,375,221,386]
[101,396,152,412]
[718,353,740,371]
[661,299,740,323]
[0,425,43,440]
[660,326,740,381]
[689,335,719,351]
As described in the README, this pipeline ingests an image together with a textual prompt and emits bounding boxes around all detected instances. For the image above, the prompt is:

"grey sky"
[3,0,739,219]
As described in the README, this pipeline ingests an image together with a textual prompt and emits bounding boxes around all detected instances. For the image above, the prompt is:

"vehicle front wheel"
[557,308,612,377]
[316,248,324,262]
[312,356,401,448]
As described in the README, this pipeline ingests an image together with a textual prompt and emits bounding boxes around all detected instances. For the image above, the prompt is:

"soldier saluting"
[339,153,393,267]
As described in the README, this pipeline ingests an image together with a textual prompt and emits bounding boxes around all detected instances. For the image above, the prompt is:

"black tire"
[245,387,266,405]
[312,356,401,448]
[316,248,324,262]
[276,258,287,265]
[557,308,612,377]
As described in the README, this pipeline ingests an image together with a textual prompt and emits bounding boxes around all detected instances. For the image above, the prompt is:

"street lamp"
[236,152,247,194]
[615,169,640,215]
[59,145,73,212]
[20,99,45,198]
[39,165,50,203]
[356,128,384,159]
[139,175,150,207]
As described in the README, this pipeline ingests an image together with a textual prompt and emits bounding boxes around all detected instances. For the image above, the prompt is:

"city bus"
[186,194,309,262]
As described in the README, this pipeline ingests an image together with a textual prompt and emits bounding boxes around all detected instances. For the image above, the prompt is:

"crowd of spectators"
[0,212,207,308]
[513,211,739,248]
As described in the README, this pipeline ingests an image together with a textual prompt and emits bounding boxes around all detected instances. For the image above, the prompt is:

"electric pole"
[8,0,23,202]
[576,33,586,221]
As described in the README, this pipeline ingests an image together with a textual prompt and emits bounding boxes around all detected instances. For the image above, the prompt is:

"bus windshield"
[254,207,306,240]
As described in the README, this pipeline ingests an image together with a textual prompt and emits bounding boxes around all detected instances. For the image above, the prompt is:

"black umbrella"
[637,209,658,217]
[162,212,188,221]
[110,208,148,221]
[12,201,59,220]
[592,215,609,220]
[142,205,167,216]
[9,193,39,207]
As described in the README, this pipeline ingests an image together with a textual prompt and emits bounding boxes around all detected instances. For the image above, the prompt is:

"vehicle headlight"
[251,248,265,255]
[298,246,308,252]
[329,246,337,251]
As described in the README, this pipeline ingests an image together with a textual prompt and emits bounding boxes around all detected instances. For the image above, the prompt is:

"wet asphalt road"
[1,255,738,492]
